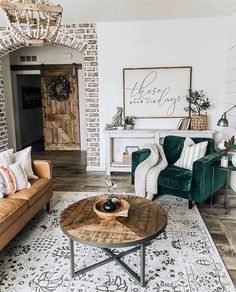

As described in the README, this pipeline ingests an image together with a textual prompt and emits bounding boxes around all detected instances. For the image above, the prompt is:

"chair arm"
[131,149,151,184]
[32,160,52,180]
[193,152,223,168]
[191,152,226,201]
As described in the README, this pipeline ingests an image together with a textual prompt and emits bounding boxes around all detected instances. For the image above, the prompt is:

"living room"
[0,0,236,291]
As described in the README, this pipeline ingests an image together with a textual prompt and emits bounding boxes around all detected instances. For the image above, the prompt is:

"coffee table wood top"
[60,195,167,248]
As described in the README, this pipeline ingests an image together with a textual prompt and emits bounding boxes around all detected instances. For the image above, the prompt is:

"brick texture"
[0,23,100,167]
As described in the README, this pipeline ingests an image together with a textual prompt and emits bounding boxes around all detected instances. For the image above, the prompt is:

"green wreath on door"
[46,76,71,101]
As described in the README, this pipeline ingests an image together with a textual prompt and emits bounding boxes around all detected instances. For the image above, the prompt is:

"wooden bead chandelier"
[0,0,63,45]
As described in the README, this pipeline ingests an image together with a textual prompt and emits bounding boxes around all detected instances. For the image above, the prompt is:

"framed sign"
[22,87,41,109]
[125,146,139,155]
[123,66,192,118]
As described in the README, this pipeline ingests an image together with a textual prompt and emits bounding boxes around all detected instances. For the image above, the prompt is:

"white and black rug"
[0,192,235,292]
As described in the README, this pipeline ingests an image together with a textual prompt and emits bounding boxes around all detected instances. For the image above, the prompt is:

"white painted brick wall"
[0,23,100,167]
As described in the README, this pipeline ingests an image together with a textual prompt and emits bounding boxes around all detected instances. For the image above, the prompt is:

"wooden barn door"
[41,64,81,150]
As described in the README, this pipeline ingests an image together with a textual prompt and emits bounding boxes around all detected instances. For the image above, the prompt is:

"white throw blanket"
[134,143,168,200]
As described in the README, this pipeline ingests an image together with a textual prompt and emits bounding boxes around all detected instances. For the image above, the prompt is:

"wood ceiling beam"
[11,64,82,71]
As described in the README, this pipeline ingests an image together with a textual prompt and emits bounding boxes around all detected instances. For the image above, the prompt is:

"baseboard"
[86,166,105,172]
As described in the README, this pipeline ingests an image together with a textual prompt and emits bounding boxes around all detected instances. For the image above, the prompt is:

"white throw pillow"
[13,146,38,179]
[0,148,13,167]
[174,137,208,170]
[8,162,31,191]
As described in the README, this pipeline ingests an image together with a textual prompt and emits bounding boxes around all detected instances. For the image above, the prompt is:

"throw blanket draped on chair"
[135,144,168,200]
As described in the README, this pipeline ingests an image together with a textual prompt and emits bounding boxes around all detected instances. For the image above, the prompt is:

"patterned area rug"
[0,192,235,292]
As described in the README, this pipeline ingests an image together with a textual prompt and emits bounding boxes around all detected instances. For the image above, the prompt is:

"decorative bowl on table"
[93,197,130,219]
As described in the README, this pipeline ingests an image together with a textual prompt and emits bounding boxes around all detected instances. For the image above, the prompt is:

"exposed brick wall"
[0,61,8,151]
[0,23,100,168]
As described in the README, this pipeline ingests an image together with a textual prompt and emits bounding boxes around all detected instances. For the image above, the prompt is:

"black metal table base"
[69,239,148,287]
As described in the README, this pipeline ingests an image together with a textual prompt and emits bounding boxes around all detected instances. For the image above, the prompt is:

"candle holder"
[221,155,229,168]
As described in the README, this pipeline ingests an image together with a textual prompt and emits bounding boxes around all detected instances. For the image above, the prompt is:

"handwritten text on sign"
[123,67,191,118]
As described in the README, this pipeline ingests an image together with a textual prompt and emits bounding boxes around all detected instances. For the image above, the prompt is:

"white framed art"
[123,66,192,118]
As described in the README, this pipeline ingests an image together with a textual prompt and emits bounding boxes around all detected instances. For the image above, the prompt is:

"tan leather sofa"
[0,160,53,250]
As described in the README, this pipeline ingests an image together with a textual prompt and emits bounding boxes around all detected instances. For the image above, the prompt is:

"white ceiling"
[0,0,236,25]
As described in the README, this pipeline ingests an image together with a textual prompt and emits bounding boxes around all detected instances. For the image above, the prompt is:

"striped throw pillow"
[0,165,16,196]
[9,162,31,191]
[174,137,208,170]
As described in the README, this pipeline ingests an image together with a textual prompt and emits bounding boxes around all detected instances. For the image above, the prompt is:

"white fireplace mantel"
[104,129,215,175]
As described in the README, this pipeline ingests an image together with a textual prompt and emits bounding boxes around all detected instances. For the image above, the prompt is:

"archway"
[0,24,100,169]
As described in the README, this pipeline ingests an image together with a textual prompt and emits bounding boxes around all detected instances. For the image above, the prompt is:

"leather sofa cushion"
[8,178,51,207]
[0,198,28,234]
[159,166,192,192]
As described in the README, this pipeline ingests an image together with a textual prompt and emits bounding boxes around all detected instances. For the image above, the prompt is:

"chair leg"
[46,200,51,212]
[188,200,194,209]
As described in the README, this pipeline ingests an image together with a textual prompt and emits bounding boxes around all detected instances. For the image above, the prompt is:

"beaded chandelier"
[0,0,63,45]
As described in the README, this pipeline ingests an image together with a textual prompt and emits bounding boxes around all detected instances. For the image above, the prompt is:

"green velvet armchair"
[131,135,226,208]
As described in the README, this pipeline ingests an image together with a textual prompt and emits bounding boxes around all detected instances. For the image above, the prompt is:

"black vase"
[103,197,117,212]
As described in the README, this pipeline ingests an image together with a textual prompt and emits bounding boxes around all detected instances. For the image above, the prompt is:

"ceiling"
[0,0,236,25]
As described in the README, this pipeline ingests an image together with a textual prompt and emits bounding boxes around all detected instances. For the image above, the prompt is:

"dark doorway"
[14,74,44,150]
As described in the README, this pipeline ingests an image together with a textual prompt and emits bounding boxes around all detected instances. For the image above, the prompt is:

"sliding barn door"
[41,64,80,150]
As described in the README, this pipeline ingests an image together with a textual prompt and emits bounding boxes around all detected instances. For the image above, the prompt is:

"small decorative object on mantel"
[176,118,191,130]
[117,125,124,131]
[123,116,136,130]
[47,76,71,101]
[184,89,211,131]
[105,107,123,130]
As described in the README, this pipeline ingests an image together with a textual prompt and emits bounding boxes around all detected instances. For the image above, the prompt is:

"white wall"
[3,44,87,150]
[224,12,236,190]
[10,44,83,65]
[97,17,227,170]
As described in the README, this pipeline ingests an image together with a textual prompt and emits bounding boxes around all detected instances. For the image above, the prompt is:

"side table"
[211,161,236,214]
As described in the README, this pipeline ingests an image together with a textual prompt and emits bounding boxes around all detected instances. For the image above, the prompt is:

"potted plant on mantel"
[123,116,136,130]
[184,89,211,131]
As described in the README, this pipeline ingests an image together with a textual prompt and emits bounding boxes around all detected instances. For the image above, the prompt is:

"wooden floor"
[33,150,236,285]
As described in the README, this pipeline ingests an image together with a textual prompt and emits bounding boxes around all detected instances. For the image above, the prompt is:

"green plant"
[184,89,211,115]
[123,116,136,125]
[224,136,235,148]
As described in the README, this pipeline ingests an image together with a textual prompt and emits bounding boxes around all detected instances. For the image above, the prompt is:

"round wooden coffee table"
[60,195,167,287]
